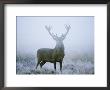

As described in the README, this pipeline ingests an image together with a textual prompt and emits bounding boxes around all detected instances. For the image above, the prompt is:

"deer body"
[36,25,70,71]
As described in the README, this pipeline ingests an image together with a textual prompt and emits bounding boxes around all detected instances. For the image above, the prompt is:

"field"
[16,51,94,74]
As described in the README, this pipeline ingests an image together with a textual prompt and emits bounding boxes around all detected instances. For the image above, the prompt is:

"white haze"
[17,16,94,55]
[16,16,94,74]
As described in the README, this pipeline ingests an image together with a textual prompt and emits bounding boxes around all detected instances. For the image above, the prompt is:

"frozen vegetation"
[16,16,94,75]
[16,51,94,74]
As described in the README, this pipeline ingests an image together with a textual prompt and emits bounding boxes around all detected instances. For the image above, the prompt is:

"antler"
[65,25,71,31]
[45,25,51,31]
[61,25,71,40]
[45,25,57,40]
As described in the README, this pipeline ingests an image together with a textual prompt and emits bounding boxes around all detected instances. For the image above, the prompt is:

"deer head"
[45,25,71,50]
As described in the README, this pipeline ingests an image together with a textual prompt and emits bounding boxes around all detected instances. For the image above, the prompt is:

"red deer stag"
[36,25,70,72]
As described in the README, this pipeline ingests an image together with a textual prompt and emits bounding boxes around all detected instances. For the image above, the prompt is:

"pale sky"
[17,16,94,54]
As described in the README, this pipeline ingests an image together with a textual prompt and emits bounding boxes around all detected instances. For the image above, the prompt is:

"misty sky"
[16,16,94,55]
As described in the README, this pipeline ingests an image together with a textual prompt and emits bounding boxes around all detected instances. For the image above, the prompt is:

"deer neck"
[54,41,64,51]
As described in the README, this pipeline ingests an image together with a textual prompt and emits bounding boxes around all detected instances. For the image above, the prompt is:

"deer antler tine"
[45,25,52,31]
[69,25,71,29]
[60,24,71,40]
[52,33,55,36]
[45,25,47,29]
[61,33,64,37]
[65,24,71,30]
[45,25,58,40]
[45,25,48,30]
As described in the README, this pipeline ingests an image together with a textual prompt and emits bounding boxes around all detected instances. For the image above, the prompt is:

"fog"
[17,16,94,55]
[16,16,94,74]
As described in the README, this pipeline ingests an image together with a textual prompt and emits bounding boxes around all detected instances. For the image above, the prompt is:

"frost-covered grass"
[16,52,94,74]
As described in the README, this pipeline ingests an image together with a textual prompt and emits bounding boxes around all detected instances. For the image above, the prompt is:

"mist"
[17,16,94,55]
[16,16,94,74]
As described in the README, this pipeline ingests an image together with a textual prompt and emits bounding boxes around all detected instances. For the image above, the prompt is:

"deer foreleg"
[60,61,62,73]
[54,62,56,71]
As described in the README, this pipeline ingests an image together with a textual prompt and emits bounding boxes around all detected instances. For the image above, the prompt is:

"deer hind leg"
[36,60,40,69]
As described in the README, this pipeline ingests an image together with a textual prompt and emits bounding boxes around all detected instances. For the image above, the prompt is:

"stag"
[36,25,70,72]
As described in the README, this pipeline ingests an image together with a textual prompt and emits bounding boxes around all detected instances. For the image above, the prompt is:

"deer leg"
[36,61,40,69]
[60,61,62,73]
[54,62,56,71]
[40,61,46,68]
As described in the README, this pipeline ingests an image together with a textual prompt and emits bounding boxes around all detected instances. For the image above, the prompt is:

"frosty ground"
[16,52,94,74]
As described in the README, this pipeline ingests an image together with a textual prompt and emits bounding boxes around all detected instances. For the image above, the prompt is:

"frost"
[16,52,94,74]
